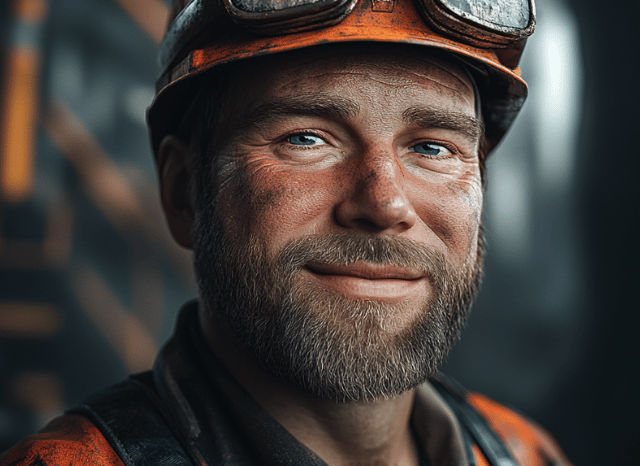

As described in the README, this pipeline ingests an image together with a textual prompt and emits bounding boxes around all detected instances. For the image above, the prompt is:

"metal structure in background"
[1,0,622,464]
[0,0,195,448]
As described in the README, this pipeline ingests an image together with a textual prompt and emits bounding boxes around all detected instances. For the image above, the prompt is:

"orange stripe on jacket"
[467,392,574,466]
[0,414,125,466]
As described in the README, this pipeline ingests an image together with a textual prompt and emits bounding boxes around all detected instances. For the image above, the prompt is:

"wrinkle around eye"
[229,141,342,172]
[273,144,343,167]
[402,151,480,180]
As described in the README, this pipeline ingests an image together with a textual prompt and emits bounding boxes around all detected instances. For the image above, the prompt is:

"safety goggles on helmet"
[159,0,534,77]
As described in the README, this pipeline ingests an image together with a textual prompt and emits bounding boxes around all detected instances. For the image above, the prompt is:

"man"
[1,0,572,465]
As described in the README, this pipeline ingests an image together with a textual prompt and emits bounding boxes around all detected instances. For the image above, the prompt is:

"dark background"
[0,0,638,464]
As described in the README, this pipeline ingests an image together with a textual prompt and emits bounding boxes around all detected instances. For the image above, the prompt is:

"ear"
[156,135,196,249]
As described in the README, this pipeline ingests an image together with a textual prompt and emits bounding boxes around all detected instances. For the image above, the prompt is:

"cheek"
[216,155,338,249]
[410,177,482,256]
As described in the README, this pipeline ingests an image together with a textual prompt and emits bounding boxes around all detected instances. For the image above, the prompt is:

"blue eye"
[287,133,323,146]
[410,142,449,157]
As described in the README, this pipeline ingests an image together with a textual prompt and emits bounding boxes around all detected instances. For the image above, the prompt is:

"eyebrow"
[238,95,359,131]
[237,96,484,142]
[402,106,485,142]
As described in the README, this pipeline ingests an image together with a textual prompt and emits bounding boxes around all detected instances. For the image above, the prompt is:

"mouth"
[306,262,424,280]
[302,262,427,301]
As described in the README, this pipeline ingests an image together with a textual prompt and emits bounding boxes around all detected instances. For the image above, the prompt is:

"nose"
[335,150,417,233]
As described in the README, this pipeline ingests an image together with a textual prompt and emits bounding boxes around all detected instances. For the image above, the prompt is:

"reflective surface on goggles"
[443,0,529,28]
[232,0,332,12]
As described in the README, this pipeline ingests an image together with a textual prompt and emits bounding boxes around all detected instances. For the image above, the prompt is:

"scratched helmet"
[147,0,535,155]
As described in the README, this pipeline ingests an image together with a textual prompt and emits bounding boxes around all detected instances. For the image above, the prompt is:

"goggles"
[159,0,535,76]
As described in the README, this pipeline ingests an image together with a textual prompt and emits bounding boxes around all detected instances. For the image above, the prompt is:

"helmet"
[147,0,535,156]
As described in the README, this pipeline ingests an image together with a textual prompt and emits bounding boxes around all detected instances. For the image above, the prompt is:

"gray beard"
[193,192,483,402]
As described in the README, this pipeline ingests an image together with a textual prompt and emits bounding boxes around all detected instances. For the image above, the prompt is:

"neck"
[278,392,420,466]
[200,308,421,466]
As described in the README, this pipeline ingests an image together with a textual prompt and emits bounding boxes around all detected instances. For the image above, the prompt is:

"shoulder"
[0,414,125,466]
[467,391,573,466]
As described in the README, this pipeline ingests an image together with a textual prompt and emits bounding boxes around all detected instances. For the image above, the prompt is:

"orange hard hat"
[147,0,535,155]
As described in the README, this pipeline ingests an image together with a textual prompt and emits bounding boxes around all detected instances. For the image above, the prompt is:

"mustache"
[276,233,447,279]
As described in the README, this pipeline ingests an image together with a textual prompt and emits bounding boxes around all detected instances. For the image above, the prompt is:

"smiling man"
[186,47,484,407]
[1,0,572,465]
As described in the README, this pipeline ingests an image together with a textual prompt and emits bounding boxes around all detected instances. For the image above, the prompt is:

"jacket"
[0,301,572,466]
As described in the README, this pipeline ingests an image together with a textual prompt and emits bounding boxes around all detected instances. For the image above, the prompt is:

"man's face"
[193,44,484,401]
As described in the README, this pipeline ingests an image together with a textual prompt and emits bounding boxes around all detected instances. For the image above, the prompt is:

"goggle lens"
[230,0,337,13]
[417,0,535,47]
[223,0,358,34]
[443,0,530,29]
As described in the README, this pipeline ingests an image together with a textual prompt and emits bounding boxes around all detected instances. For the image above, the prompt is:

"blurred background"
[0,0,638,464]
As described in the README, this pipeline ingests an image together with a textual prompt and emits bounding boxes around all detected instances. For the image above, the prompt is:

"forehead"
[230,43,476,112]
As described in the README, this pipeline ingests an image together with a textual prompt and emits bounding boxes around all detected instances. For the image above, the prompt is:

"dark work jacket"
[0,301,573,466]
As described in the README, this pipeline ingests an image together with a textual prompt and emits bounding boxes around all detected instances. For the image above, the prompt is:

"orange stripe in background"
[0,47,41,203]
[0,302,63,338]
[12,0,48,23]
[0,0,49,203]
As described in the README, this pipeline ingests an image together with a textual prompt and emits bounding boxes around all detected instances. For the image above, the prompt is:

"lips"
[305,262,424,280]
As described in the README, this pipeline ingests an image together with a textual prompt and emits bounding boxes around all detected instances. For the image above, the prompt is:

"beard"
[193,187,483,402]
